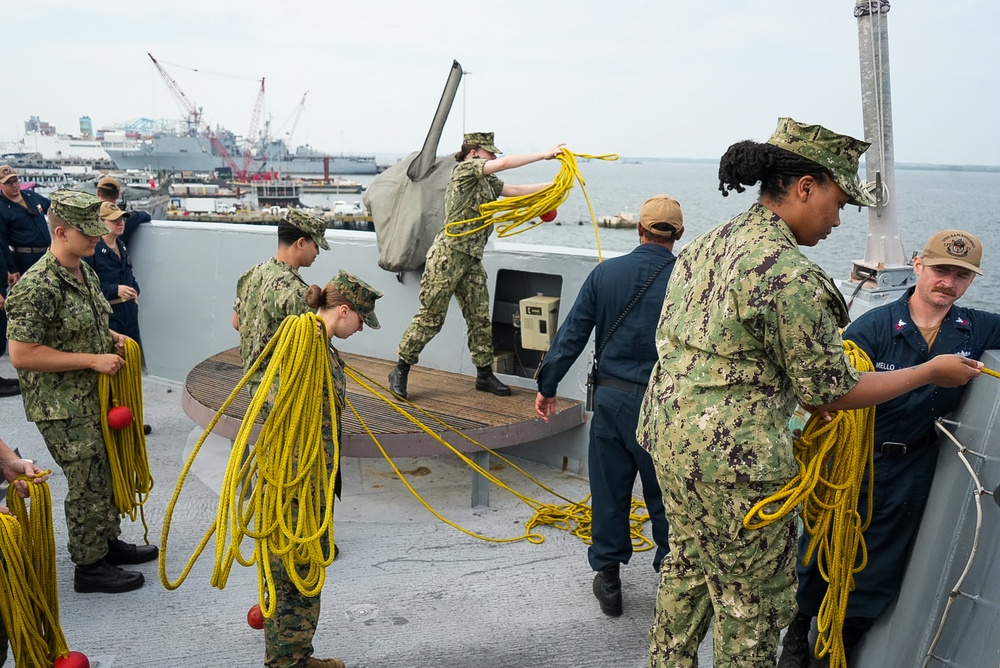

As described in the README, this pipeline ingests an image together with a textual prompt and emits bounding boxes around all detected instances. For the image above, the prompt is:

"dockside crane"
[147,53,262,181]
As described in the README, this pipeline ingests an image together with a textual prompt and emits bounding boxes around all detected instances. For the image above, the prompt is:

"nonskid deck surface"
[1,357,716,666]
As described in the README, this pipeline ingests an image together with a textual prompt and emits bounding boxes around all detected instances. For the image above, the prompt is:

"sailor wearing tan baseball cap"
[919,229,983,276]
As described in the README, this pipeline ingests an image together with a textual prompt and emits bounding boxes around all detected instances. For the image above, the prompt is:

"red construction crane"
[147,53,258,180]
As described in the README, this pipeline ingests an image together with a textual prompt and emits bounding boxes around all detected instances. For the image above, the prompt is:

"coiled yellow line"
[98,337,154,543]
[159,314,337,620]
[744,341,875,668]
[444,149,618,261]
[0,478,71,665]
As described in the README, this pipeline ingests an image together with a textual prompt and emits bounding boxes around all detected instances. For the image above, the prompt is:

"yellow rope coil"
[98,337,154,543]
[744,341,875,668]
[160,314,338,620]
[0,479,71,665]
[344,365,655,552]
[444,149,618,261]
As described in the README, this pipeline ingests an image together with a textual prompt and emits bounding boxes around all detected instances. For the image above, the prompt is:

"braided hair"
[718,140,833,203]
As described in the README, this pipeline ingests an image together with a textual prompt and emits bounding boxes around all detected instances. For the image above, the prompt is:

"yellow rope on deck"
[743,341,876,668]
[0,478,72,666]
[444,149,618,261]
[159,314,338,621]
[343,366,655,553]
[98,337,154,543]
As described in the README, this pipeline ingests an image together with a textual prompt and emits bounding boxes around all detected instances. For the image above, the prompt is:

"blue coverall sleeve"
[536,271,599,398]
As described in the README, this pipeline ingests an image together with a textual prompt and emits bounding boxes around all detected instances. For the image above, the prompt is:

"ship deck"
[0,353,717,667]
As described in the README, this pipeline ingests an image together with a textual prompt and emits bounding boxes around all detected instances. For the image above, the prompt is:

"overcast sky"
[3,1,997,166]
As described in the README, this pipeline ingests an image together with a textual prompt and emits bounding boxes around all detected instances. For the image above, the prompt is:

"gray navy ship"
[105,131,378,176]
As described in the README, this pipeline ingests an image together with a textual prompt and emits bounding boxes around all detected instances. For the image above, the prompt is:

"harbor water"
[353,158,1000,311]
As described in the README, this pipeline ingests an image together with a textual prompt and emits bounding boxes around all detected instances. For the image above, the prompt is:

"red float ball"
[247,603,264,629]
[107,405,134,430]
[55,651,90,668]
[540,210,557,222]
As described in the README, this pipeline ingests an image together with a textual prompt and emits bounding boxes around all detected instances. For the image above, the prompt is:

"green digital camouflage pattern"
[767,117,874,207]
[637,203,859,484]
[647,469,797,667]
[396,239,492,367]
[234,258,309,396]
[35,418,120,565]
[434,157,504,259]
[463,131,501,154]
[5,252,113,422]
[48,189,107,236]
[331,270,383,329]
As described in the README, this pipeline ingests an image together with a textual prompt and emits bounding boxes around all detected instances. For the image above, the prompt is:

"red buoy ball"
[107,405,134,430]
[247,603,264,629]
[55,651,90,668]
[540,210,558,222]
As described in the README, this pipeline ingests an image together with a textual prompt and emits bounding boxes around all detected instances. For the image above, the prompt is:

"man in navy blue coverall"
[0,165,51,396]
[779,229,1000,668]
[535,195,681,617]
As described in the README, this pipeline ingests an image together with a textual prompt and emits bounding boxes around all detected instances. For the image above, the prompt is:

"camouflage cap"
[99,201,130,221]
[920,229,984,276]
[284,208,330,250]
[463,131,502,155]
[0,165,19,184]
[49,189,108,236]
[97,175,121,192]
[766,117,875,207]
[332,270,383,329]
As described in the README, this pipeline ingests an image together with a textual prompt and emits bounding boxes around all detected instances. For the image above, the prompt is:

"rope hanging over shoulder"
[744,340,876,668]
[159,313,338,621]
[444,149,618,261]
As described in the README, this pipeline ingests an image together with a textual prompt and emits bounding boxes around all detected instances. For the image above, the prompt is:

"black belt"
[11,246,48,253]
[877,432,938,457]
[596,374,647,394]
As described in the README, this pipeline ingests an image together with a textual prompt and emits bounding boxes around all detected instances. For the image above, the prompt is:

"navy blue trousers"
[588,385,669,572]
[795,442,941,628]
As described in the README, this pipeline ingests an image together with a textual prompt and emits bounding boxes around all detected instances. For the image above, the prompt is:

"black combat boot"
[388,360,410,398]
[106,538,159,565]
[592,564,623,616]
[74,558,145,593]
[777,612,813,668]
[475,366,511,396]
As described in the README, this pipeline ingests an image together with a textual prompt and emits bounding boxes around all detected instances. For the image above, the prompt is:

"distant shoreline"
[618,156,1000,174]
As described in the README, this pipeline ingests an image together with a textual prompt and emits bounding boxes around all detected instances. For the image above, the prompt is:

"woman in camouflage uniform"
[637,118,983,668]
[265,270,382,668]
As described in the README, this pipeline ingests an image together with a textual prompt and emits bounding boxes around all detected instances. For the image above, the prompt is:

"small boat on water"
[597,211,637,228]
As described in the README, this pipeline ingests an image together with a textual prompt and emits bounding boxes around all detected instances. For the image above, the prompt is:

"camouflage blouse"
[234,257,309,393]
[5,251,113,421]
[432,157,504,259]
[636,203,860,483]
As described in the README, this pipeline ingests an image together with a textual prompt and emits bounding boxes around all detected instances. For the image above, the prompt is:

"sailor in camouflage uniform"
[388,132,562,399]
[262,270,382,668]
[233,208,330,397]
[636,118,983,668]
[5,190,158,595]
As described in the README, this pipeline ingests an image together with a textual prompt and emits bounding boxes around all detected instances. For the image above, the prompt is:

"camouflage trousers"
[264,500,330,668]
[397,242,494,368]
[648,468,797,668]
[35,417,121,565]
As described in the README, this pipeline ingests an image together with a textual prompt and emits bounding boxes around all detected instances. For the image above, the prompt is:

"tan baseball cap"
[638,195,684,235]
[0,165,19,184]
[100,201,131,221]
[920,229,984,276]
[97,175,121,191]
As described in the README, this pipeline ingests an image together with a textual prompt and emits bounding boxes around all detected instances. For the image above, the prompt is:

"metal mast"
[839,0,916,314]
